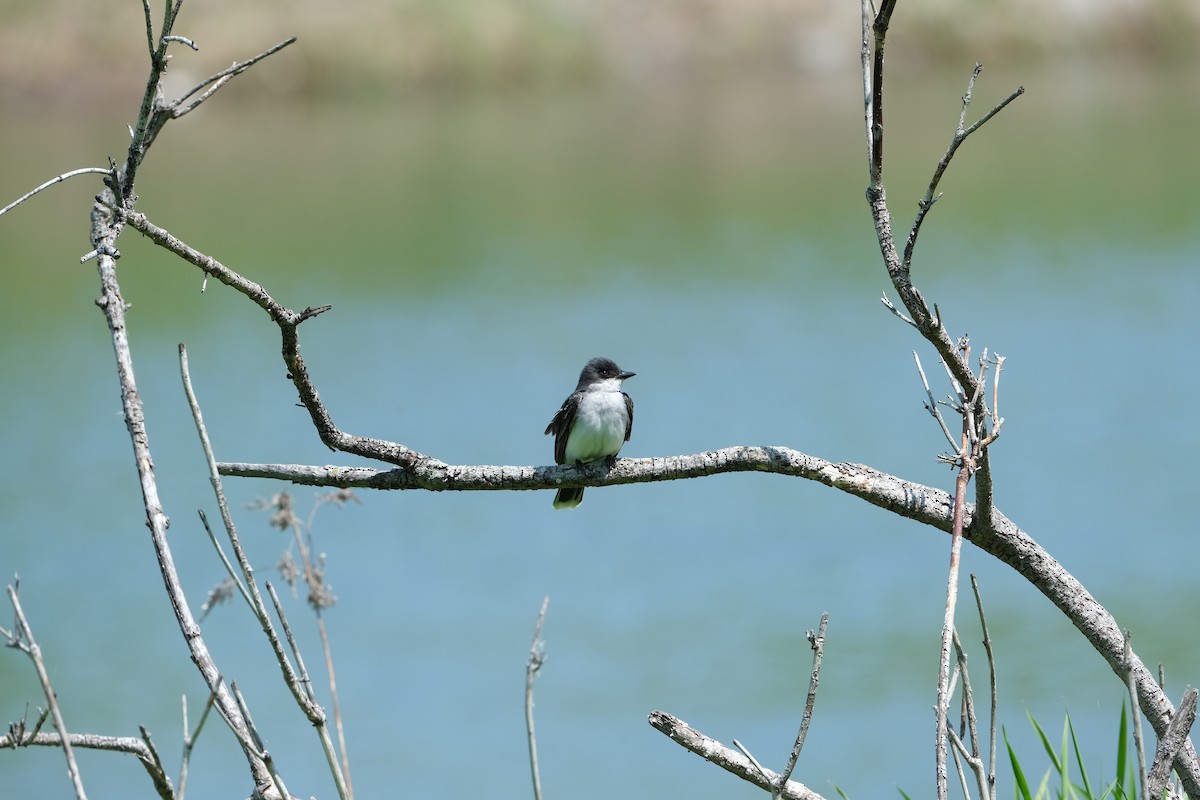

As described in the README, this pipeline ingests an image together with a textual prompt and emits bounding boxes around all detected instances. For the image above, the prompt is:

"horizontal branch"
[218,446,956,523]
[0,728,174,799]
[0,730,151,759]
[220,445,1200,792]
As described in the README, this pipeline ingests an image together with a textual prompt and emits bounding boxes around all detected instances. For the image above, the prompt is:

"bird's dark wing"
[623,392,634,442]
[545,393,577,465]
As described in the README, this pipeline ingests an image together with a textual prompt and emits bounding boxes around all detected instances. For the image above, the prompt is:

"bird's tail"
[553,487,584,509]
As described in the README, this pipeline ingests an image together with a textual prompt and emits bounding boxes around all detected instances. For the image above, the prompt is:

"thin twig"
[525,596,550,800]
[732,739,773,786]
[230,682,291,800]
[951,630,979,758]
[774,613,828,799]
[178,690,217,800]
[139,0,154,58]
[903,63,1024,268]
[0,168,112,219]
[1125,631,1150,799]
[315,614,352,799]
[136,726,174,800]
[6,584,89,800]
[951,630,991,800]
[264,581,349,800]
[914,352,959,450]
[935,419,971,800]
[173,37,298,117]
[946,727,984,798]
[273,494,352,796]
[881,294,918,327]
[162,35,197,50]
[970,575,998,800]
[978,354,1005,449]
[197,510,252,610]
[265,582,318,705]
[860,0,874,174]
[179,344,349,799]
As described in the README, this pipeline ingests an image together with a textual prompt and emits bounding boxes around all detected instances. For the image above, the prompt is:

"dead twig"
[1125,632,1150,799]
[904,64,1024,268]
[773,614,829,799]
[648,711,825,800]
[970,575,998,800]
[0,168,113,219]
[178,690,217,800]
[180,346,349,799]
[3,582,89,800]
[525,596,550,800]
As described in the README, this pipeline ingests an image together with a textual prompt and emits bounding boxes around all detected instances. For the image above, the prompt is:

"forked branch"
[80,4,299,797]
[648,711,825,800]
[858,0,1199,795]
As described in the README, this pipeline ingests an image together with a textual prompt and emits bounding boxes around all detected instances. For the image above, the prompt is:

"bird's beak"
[619,371,636,380]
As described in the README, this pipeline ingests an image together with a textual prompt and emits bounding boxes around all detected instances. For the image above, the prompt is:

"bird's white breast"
[564,382,629,464]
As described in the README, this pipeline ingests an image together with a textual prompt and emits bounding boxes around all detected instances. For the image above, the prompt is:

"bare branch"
[162,35,197,51]
[1149,687,1198,798]
[970,575,998,800]
[139,0,154,58]
[950,630,990,799]
[732,739,773,785]
[5,584,89,800]
[0,168,113,219]
[136,725,175,800]
[181,344,352,798]
[934,446,969,800]
[265,583,321,709]
[914,352,960,450]
[122,210,423,470]
[774,613,828,798]
[173,37,298,118]
[181,349,315,702]
[903,64,1024,268]
[179,690,218,800]
[0,728,173,799]
[881,293,918,328]
[229,683,290,800]
[648,711,825,800]
[1125,631,1151,799]
[978,354,1005,449]
[946,726,984,798]
[525,596,550,800]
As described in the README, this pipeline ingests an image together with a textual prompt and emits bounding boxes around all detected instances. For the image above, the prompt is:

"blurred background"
[1,1,1198,798]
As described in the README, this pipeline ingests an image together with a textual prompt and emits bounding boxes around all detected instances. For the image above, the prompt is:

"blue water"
[2,76,1198,799]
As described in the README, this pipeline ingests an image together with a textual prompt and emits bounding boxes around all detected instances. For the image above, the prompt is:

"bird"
[544,356,635,509]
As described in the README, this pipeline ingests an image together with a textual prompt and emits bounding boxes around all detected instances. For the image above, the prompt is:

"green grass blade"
[1035,768,1052,800]
[1027,710,1063,773]
[1068,712,1095,799]
[1006,725,1034,800]
[1059,714,1072,799]
[1114,704,1129,800]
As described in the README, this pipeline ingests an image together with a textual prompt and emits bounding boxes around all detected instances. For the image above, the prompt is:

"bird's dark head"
[578,356,635,388]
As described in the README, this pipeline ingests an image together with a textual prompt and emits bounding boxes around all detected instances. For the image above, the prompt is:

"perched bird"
[544,357,635,509]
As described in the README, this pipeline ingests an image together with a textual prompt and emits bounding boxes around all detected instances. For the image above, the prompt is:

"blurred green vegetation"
[0,0,1196,107]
